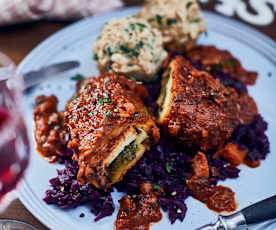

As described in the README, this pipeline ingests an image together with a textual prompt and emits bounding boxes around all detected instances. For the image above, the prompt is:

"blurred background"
[0,0,275,65]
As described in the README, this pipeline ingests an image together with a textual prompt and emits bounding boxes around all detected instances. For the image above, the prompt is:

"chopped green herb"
[72,95,78,101]
[129,23,136,31]
[120,45,139,57]
[71,74,85,81]
[81,84,87,90]
[148,18,155,23]
[186,1,193,9]
[149,202,158,210]
[119,41,145,57]
[226,60,236,68]
[93,53,99,60]
[120,45,130,53]
[222,80,233,86]
[103,93,109,99]
[165,162,171,173]
[104,77,110,83]
[153,184,162,191]
[190,18,201,23]
[137,23,147,28]
[132,50,140,57]
[136,41,144,50]
[224,91,230,96]
[156,14,164,25]
[167,18,177,26]
[214,63,223,71]
[97,97,104,105]
[104,111,111,118]
[104,47,113,56]
[88,111,96,116]
[103,99,114,104]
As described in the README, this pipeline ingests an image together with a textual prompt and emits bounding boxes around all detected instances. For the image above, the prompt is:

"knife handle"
[241,195,276,225]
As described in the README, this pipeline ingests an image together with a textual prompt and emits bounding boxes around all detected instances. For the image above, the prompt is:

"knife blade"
[195,195,276,230]
[22,60,80,89]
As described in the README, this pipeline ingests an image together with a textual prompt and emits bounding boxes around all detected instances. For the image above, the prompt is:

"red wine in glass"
[0,52,35,230]
[0,107,29,205]
[0,51,36,230]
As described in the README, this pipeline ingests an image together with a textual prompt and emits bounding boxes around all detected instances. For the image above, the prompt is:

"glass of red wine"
[0,52,38,229]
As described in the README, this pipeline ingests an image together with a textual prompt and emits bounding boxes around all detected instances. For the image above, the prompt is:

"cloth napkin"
[0,0,123,26]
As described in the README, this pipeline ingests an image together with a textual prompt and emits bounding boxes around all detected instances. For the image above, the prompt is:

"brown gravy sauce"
[115,182,162,230]
[187,152,237,213]
[187,178,237,212]
[33,95,68,163]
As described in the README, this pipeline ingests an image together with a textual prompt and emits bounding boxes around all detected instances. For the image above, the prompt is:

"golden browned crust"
[158,56,242,151]
[64,73,159,188]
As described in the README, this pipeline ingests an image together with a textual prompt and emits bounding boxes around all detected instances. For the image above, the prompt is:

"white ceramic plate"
[18,7,276,230]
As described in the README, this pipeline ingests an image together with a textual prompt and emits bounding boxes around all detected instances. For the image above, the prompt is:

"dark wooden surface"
[0,0,274,229]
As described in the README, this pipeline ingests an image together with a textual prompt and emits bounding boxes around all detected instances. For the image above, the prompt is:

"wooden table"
[0,1,275,229]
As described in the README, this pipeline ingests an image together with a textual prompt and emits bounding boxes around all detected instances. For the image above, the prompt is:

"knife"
[22,61,80,89]
[195,195,276,230]
[0,60,80,90]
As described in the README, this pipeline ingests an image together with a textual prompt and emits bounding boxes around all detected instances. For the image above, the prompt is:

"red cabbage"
[43,56,270,224]
[44,160,114,221]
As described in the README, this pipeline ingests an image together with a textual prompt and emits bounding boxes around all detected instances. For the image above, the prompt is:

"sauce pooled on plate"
[115,182,162,230]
